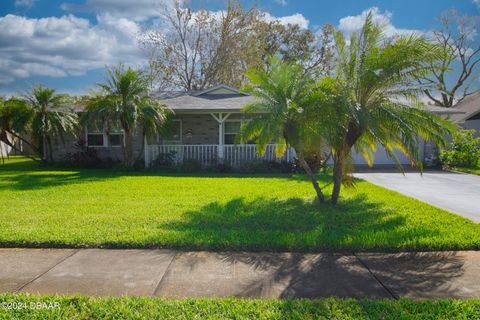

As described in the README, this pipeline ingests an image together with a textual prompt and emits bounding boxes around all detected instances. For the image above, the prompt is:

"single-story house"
[43,84,465,167]
[449,91,480,138]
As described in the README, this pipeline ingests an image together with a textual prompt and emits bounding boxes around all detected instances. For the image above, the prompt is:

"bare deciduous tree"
[139,1,261,91]
[257,21,334,77]
[139,1,334,91]
[422,10,480,107]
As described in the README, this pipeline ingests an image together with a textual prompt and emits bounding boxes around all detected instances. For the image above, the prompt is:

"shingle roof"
[73,84,473,118]
[421,105,465,115]
[449,91,480,123]
[154,91,257,113]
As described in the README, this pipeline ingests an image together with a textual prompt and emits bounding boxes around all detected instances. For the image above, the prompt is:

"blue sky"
[0,0,478,95]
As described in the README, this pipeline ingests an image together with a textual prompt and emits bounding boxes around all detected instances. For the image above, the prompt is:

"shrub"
[294,152,323,173]
[210,162,233,173]
[64,139,104,168]
[176,159,203,172]
[237,160,296,173]
[151,151,176,169]
[440,129,480,168]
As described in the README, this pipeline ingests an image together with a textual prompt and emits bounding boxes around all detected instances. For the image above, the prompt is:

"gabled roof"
[153,84,255,113]
[191,84,247,97]
[421,105,465,115]
[449,91,480,123]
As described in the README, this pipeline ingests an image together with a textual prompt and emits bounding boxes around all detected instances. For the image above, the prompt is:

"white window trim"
[224,119,242,145]
[163,119,182,144]
[85,124,124,148]
[107,132,123,148]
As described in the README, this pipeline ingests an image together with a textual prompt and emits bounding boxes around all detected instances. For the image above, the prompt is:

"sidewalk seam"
[14,249,80,293]
[353,253,398,300]
[152,251,177,296]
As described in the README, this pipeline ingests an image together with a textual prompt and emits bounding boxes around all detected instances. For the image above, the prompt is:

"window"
[164,120,182,143]
[86,120,105,147]
[107,122,123,147]
[86,120,123,147]
[224,121,241,145]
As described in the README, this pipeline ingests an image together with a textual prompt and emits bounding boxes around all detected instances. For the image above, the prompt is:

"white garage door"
[351,147,412,165]
[464,120,480,138]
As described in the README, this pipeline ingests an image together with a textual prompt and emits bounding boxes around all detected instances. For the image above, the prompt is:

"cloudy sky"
[0,0,478,95]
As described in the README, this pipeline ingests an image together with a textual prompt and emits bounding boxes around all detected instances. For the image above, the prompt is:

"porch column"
[210,112,231,162]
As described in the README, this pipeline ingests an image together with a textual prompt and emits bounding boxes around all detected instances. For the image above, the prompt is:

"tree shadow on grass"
[0,170,122,191]
[157,195,466,298]
[0,158,321,191]
[157,195,438,252]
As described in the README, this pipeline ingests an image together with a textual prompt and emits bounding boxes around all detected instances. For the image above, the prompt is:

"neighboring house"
[49,84,463,167]
[0,140,10,157]
[0,133,25,158]
[450,91,480,138]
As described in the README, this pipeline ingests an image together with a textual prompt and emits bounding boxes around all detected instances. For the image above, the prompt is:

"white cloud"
[474,0,480,7]
[0,14,144,85]
[0,1,309,89]
[262,12,309,29]
[273,0,287,7]
[338,7,420,37]
[61,0,174,21]
[14,0,36,8]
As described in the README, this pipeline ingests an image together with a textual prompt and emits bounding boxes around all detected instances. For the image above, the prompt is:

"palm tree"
[325,13,456,203]
[240,57,326,203]
[0,98,39,162]
[24,85,78,162]
[84,65,168,167]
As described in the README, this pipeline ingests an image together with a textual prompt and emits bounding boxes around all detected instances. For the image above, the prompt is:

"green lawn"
[453,166,480,175]
[0,157,479,251]
[1,294,479,320]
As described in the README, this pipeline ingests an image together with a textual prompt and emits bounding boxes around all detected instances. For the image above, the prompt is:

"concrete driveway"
[354,171,480,223]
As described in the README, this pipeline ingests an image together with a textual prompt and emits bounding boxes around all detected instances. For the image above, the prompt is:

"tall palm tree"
[24,85,78,162]
[325,13,456,203]
[240,57,326,203]
[84,65,168,166]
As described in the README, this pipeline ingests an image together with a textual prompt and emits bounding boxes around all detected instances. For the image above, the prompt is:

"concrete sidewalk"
[1,249,479,299]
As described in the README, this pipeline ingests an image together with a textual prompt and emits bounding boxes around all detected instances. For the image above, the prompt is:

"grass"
[452,166,480,175]
[0,156,479,252]
[1,294,480,319]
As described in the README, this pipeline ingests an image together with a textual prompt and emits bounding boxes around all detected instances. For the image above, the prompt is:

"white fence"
[145,144,296,168]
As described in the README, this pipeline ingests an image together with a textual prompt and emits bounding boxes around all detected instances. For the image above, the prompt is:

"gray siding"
[158,113,255,145]
[51,126,144,163]
[50,112,258,162]
[170,114,219,145]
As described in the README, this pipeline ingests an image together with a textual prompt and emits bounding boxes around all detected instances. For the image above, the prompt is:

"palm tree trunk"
[47,136,53,162]
[331,152,344,204]
[124,131,134,167]
[42,134,47,162]
[297,153,325,203]
[135,130,146,164]
[6,131,40,155]
[0,134,41,163]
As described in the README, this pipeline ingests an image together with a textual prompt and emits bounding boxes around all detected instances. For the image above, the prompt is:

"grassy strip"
[1,157,480,252]
[1,294,480,320]
[452,166,480,176]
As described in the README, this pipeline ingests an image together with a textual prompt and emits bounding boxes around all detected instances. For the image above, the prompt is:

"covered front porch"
[144,112,296,167]
[145,143,296,167]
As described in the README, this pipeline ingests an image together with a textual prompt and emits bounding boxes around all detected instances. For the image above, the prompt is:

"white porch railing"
[145,144,219,167]
[145,144,296,168]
